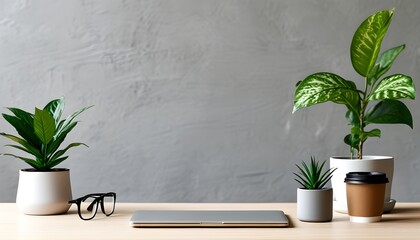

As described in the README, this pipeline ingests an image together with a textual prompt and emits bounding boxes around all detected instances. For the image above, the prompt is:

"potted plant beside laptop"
[1,98,91,215]
[294,157,336,222]
[292,9,416,213]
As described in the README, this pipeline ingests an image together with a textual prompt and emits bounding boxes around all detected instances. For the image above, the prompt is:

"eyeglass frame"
[69,192,116,220]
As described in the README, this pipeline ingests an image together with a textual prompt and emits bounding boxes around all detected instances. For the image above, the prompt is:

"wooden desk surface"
[0,202,419,240]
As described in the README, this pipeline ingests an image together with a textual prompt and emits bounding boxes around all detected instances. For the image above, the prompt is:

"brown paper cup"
[345,172,388,223]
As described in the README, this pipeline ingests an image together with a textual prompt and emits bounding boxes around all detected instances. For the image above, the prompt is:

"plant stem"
[358,111,364,159]
[358,77,370,159]
[42,144,48,167]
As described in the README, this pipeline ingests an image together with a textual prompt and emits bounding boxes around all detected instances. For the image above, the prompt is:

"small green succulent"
[294,157,337,189]
[1,98,92,171]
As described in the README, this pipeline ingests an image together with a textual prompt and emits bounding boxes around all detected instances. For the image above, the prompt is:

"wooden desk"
[0,202,419,240]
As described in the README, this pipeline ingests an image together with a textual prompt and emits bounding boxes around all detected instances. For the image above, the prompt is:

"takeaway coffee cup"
[344,172,389,223]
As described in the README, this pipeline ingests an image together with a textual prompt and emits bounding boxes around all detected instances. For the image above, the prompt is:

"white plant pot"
[297,188,333,222]
[330,156,395,213]
[16,168,72,215]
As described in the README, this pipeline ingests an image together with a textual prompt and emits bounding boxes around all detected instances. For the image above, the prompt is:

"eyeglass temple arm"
[87,199,99,212]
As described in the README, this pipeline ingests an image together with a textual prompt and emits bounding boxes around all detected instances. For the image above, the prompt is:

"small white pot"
[297,188,333,222]
[16,168,72,215]
[330,156,395,213]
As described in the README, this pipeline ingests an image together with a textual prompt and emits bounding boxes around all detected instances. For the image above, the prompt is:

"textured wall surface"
[0,0,419,202]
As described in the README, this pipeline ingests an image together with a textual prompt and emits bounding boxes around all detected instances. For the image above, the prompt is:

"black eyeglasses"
[69,192,116,220]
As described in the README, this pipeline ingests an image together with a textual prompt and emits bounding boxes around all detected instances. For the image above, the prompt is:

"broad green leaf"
[2,113,41,148]
[351,9,393,77]
[350,126,361,135]
[34,108,56,145]
[293,72,360,113]
[47,122,77,155]
[46,156,69,169]
[365,129,381,137]
[346,109,360,127]
[44,98,65,125]
[2,153,43,170]
[367,64,380,86]
[7,108,34,127]
[365,99,413,128]
[368,74,416,101]
[0,133,42,158]
[369,45,405,85]
[5,144,43,159]
[55,105,92,138]
[344,134,360,149]
[6,108,40,146]
[51,105,92,153]
[49,142,88,163]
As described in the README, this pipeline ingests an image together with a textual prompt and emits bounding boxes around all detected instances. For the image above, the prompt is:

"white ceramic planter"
[297,188,333,222]
[330,156,395,213]
[16,168,72,215]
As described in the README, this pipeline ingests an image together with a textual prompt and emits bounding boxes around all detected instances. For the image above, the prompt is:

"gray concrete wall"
[0,0,419,202]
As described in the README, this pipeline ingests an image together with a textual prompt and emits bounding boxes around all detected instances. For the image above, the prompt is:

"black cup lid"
[344,172,389,184]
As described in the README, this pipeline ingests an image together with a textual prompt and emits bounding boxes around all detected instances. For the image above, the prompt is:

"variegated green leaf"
[44,98,65,125]
[293,72,360,113]
[368,74,416,100]
[351,9,393,77]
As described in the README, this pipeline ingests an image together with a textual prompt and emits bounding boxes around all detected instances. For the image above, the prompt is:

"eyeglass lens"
[102,194,115,215]
[80,196,99,220]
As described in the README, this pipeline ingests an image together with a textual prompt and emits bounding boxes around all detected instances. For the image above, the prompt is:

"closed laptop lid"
[130,210,289,227]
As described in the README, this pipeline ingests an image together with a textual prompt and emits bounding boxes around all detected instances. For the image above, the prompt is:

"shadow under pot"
[345,172,389,223]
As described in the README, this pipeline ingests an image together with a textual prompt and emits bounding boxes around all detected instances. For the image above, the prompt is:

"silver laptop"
[130,210,289,227]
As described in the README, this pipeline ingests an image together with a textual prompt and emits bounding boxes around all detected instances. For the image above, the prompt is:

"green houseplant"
[294,157,336,222]
[293,9,415,159]
[292,9,415,213]
[1,98,91,215]
[1,98,91,170]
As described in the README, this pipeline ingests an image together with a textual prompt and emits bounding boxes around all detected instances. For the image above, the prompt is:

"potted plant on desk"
[1,98,91,215]
[294,157,336,222]
[292,9,416,213]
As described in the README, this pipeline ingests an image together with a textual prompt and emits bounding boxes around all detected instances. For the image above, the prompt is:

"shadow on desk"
[285,214,295,228]
[390,207,419,214]
[381,206,420,223]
